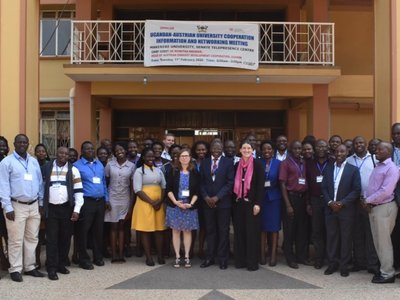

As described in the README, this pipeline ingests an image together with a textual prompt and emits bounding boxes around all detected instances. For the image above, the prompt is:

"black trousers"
[310,195,326,264]
[325,211,354,270]
[391,213,400,268]
[282,192,308,263]
[352,203,379,269]
[78,198,105,264]
[45,202,73,272]
[232,200,260,270]
[203,206,231,263]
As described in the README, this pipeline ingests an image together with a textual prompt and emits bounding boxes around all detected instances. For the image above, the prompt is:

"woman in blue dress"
[260,140,282,267]
[166,149,200,268]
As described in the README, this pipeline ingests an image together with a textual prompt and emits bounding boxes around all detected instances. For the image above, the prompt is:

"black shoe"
[200,259,215,268]
[124,246,133,258]
[10,272,23,282]
[93,260,104,267]
[24,269,45,277]
[340,269,349,277]
[372,275,395,284]
[247,266,259,271]
[324,265,338,275]
[157,256,166,265]
[79,262,94,270]
[314,262,323,269]
[136,248,143,257]
[219,262,228,270]
[287,261,299,269]
[146,258,155,266]
[48,271,58,281]
[260,257,267,265]
[57,267,70,274]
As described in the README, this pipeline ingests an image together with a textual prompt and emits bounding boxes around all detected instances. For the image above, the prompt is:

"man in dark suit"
[199,141,234,270]
[322,144,361,277]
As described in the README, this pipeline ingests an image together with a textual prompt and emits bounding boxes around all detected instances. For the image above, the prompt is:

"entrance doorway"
[113,110,286,149]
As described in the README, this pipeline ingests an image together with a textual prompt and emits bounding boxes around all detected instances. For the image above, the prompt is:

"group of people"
[0,126,400,285]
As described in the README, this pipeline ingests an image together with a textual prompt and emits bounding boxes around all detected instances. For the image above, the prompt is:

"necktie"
[212,158,218,176]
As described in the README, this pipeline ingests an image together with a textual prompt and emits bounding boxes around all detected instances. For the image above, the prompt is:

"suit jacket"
[165,167,200,209]
[321,162,361,216]
[200,156,234,208]
[260,158,282,202]
[234,158,265,206]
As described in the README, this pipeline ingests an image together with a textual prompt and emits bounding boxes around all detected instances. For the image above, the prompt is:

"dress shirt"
[49,161,84,213]
[275,150,287,161]
[365,158,400,205]
[306,158,328,197]
[279,156,307,193]
[393,147,400,167]
[74,157,109,202]
[346,152,375,193]
[0,151,44,213]
[333,161,346,201]
[161,149,171,161]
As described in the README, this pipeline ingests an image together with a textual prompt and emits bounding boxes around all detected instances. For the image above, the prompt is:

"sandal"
[184,257,191,268]
[174,257,181,268]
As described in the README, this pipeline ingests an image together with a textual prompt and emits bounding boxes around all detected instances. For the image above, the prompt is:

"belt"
[371,200,394,207]
[11,198,38,205]
[84,196,104,201]
[288,191,305,198]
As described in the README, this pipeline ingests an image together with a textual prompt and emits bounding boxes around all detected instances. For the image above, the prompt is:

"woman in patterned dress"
[166,149,200,268]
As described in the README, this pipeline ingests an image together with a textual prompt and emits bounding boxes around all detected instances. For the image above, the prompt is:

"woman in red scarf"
[233,140,264,271]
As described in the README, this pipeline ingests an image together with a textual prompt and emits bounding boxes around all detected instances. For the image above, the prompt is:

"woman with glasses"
[166,149,200,268]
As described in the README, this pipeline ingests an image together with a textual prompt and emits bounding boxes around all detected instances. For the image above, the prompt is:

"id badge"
[182,190,190,197]
[298,178,306,185]
[92,176,101,184]
[316,176,323,183]
[264,181,271,187]
[24,173,33,181]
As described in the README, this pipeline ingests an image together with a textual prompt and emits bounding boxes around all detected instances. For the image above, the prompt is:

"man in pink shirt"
[363,142,400,284]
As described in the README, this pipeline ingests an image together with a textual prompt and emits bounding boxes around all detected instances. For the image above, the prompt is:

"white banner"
[144,20,259,70]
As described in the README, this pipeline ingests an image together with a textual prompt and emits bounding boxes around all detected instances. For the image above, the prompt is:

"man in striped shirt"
[41,146,84,280]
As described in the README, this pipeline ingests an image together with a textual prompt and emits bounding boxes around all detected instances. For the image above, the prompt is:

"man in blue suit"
[199,141,234,270]
[322,144,361,277]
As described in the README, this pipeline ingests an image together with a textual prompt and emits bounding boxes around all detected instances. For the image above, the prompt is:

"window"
[40,11,75,56]
[41,111,70,158]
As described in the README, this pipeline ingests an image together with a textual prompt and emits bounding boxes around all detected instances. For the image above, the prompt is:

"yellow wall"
[331,108,374,140]
[40,59,74,98]
[330,9,374,75]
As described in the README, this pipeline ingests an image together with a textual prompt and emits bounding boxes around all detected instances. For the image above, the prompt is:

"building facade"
[0,0,397,155]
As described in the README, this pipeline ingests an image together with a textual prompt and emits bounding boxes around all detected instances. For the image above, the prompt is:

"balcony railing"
[71,21,334,66]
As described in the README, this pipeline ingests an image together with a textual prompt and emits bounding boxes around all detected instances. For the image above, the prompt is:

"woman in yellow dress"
[132,148,166,266]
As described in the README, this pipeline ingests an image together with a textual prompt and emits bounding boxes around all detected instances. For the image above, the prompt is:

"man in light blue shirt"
[0,134,45,282]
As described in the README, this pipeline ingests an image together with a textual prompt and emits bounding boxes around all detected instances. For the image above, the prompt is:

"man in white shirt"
[41,147,84,280]
[346,136,379,275]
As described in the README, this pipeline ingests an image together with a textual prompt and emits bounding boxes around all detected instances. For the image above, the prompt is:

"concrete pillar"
[0,0,39,144]
[391,0,400,131]
[99,105,112,142]
[310,84,330,139]
[374,0,391,140]
[74,82,96,150]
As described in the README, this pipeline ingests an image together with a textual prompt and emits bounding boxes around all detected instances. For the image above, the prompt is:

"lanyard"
[13,153,29,172]
[55,164,65,180]
[289,157,304,177]
[264,159,273,179]
[87,161,97,177]
[316,160,328,175]
[334,165,342,183]
[353,155,368,170]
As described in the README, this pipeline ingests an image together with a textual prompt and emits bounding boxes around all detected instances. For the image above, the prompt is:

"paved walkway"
[0,252,398,300]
